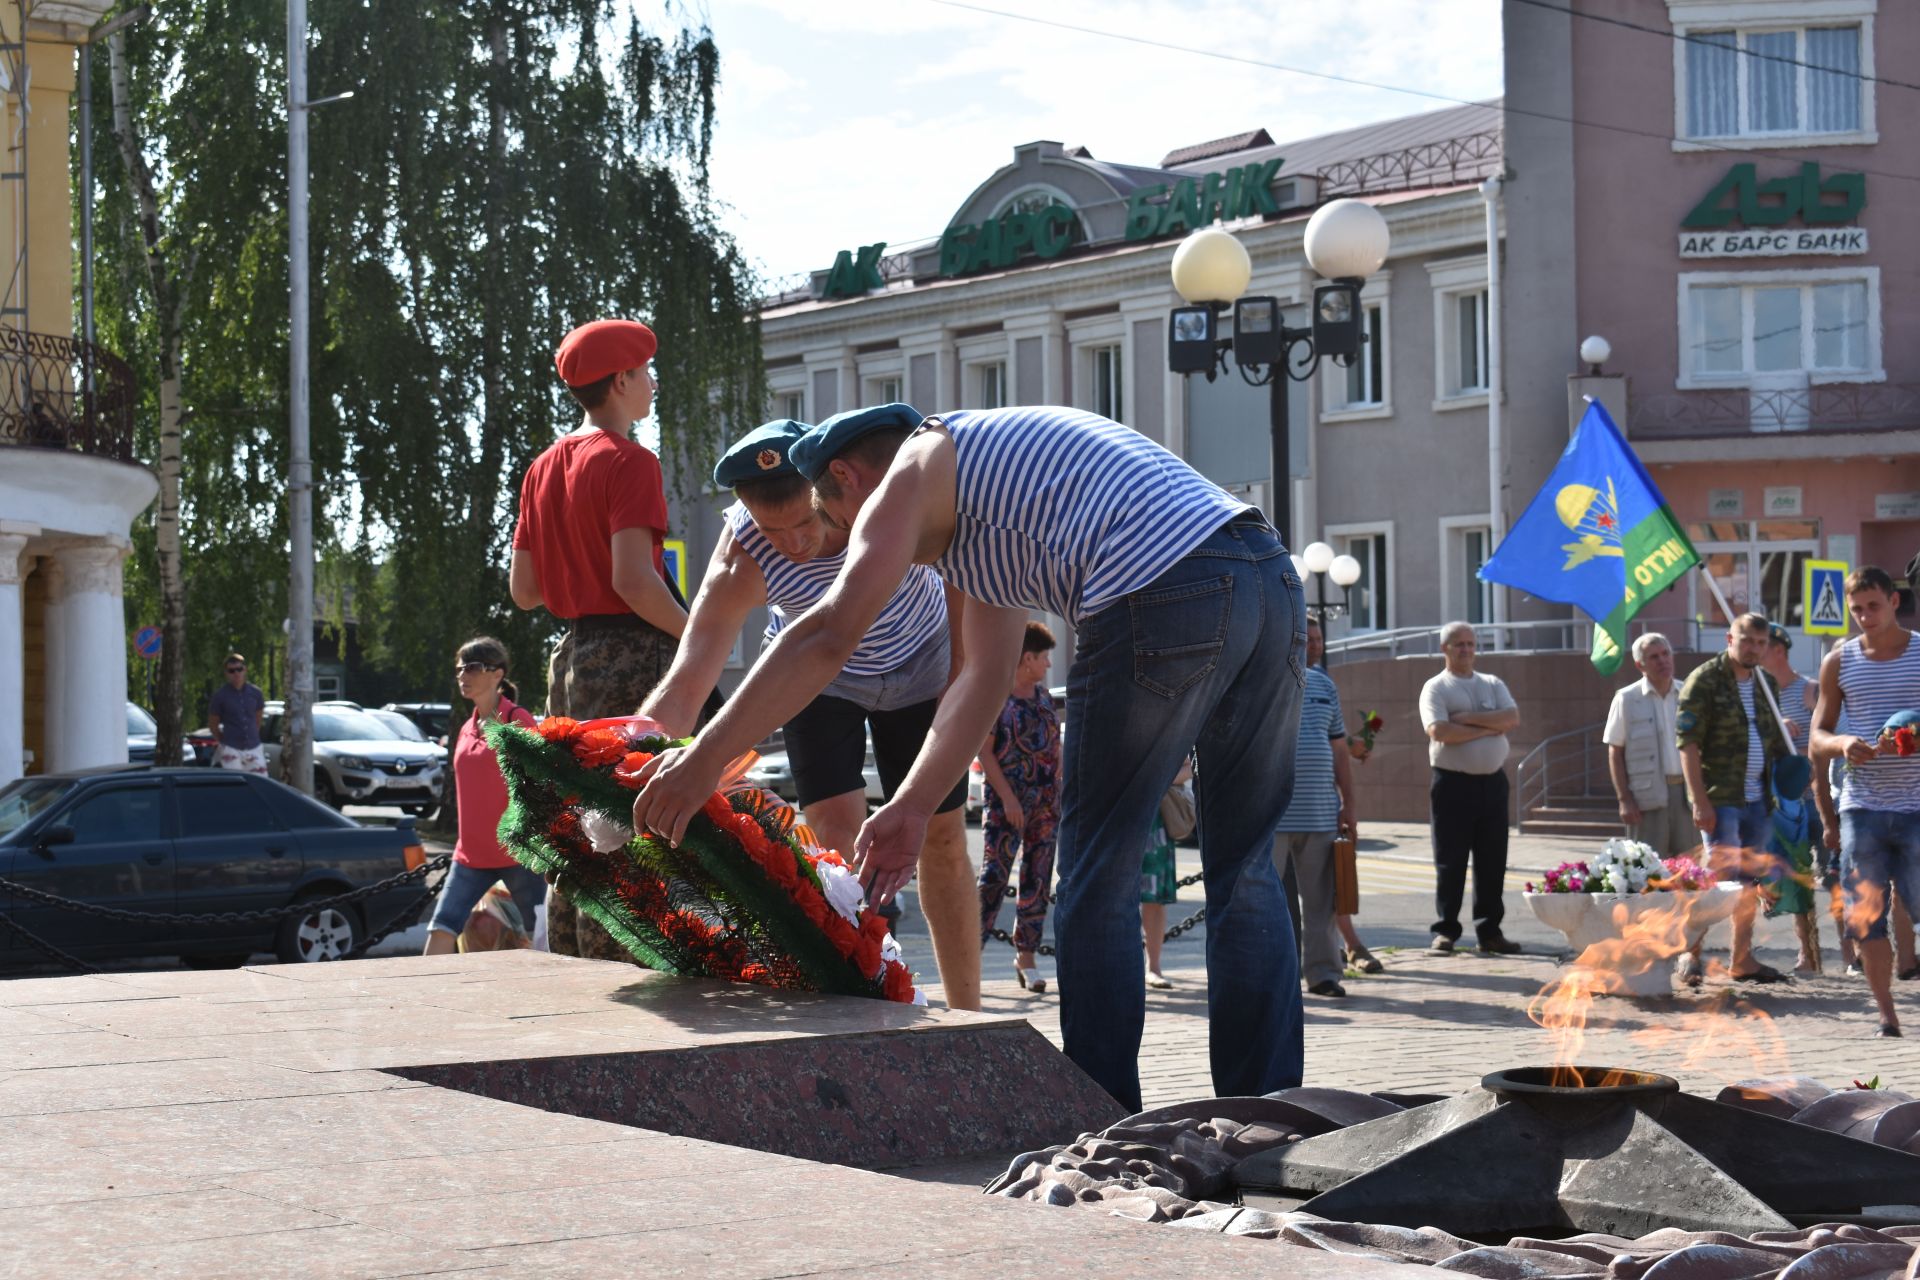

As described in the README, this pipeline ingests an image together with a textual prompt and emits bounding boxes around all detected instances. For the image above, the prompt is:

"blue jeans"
[428,861,547,938]
[1840,809,1920,941]
[1712,800,1774,886]
[1053,515,1304,1111]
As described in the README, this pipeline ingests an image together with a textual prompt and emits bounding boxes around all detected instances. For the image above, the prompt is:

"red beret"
[554,319,658,387]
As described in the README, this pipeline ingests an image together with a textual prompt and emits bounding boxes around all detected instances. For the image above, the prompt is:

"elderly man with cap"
[631,403,1305,1112]
[511,317,687,960]
[636,418,980,1009]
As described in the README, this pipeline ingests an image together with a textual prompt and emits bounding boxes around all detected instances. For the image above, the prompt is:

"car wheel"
[275,891,364,963]
[181,952,250,969]
[315,775,343,809]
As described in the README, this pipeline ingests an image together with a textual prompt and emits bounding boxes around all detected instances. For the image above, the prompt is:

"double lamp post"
[1163,198,1391,556]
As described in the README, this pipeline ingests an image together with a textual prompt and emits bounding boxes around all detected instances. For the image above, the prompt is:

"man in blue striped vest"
[637,419,980,1010]
[633,403,1306,1110]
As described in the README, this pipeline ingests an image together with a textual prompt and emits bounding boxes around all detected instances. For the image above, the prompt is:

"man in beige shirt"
[1419,622,1522,954]
[1603,632,1692,855]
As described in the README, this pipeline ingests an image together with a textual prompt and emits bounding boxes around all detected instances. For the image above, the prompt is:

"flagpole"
[1695,565,1798,750]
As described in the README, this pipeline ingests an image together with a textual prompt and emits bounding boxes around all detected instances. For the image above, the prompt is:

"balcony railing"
[0,328,138,462]
[1629,381,1920,441]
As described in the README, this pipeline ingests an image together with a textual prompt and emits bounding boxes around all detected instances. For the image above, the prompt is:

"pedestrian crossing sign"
[1803,560,1849,635]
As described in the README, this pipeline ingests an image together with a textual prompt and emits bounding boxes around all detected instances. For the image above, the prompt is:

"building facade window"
[1090,343,1123,421]
[1329,524,1392,632]
[866,375,902,405]
[1675,10,1872,145]
[778,390,804,421]
[1426,255,1490,407]
[1678,267,1880,383]
[1323,297,1389,418]
[977,361,1007,410]
[1442,518,1494,626]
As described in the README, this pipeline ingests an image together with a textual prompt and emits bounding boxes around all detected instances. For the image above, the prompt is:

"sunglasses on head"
[454,661,501,676]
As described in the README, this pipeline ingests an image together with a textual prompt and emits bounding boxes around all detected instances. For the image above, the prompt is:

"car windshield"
[312,710,406,742]
[369,711,427,742]
[126,703,157,735]
[0,778,73,838]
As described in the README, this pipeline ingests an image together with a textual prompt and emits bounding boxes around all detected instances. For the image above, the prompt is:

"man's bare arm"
[509,549,543,611]
[610,528,688,637]
[1454,707,1520,732]
[1809,647,1862,764]
[639,529,766,736]
[1428,721,1489,744]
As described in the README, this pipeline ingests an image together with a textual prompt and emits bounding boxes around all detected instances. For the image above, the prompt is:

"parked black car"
[381,702,454,747]
[0,766,429,967]
[126,703,197,765]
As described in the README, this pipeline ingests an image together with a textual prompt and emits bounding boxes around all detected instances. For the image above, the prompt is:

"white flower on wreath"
[579,809,634,854]
[809,853,865,926]
[1592,837,1663,894]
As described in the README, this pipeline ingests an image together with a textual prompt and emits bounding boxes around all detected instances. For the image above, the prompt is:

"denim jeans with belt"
[1052,515,1305,1111]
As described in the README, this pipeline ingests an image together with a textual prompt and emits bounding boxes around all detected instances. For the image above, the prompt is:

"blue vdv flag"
[1478,401,1699,674]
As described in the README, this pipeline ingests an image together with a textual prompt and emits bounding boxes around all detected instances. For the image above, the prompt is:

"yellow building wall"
[0,6,81,340]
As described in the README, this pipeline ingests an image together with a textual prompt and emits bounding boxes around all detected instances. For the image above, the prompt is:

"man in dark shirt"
[207,653,266,774]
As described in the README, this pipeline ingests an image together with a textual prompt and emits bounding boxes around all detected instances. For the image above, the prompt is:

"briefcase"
[1333,835,1360,916]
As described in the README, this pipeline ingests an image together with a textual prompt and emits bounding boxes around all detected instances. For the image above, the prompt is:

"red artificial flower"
[1897,726,1917,756]
[882,960,916,1002]
[611,752,654,789]
[537,716,581,743]
[796,892,830,930]
[572,728,628,768]
[853,933,883,978]
[547,810,582,844]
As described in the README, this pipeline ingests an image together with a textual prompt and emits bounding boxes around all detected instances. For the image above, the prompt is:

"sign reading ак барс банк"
[1679,161,1866,258]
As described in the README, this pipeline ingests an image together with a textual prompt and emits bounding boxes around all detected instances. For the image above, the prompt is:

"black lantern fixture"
[1167,199,1390,541]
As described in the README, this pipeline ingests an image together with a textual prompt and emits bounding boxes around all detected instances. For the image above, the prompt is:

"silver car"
[262,702,446,814]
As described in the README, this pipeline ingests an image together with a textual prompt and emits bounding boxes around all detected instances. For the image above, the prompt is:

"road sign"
[134,625,162,659]
[1803,560,1849,636]
[661,538,688,598]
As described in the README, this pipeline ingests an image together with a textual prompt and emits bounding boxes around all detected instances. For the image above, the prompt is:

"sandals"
[1016,965,1048,994]
[1146,971,1175,989]
[1879,1023,1903,1038]
[1732,963,1792,984]
[1346,947,1385,975]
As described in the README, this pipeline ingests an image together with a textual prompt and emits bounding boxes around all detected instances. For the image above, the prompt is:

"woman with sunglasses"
[423,637,545,955]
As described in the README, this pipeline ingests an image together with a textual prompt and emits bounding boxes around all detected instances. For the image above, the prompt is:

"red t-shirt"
[511,429,669,619]
[453,697,539,869]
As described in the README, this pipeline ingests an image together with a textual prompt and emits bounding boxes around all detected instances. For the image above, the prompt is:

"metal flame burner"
[1235,1065,1920,1239]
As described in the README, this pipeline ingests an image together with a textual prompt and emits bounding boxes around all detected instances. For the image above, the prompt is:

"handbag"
[1332,835,1360,916]
[1158,781,1197,842]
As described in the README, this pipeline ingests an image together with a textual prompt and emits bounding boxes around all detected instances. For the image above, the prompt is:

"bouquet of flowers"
[486,715,923,1004]
[1654,856,1714,890]
[1877,711,1920,757]
[1529,861,1593,894]
[1589,837,1668,894]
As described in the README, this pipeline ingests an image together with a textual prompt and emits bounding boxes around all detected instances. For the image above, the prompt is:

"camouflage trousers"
[545,615,677,964]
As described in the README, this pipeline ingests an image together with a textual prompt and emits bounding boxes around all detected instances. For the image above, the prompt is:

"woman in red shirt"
[422,637,545,954]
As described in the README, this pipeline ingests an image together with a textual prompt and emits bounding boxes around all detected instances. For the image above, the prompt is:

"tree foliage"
[86,1,762,727]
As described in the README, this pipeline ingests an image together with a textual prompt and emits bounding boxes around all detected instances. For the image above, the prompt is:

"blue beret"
[712,419,811,489]
[790,402,923,482]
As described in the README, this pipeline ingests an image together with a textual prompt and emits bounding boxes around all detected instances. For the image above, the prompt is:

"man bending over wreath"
[637,417,978,1010]
[633,403,1306,1112]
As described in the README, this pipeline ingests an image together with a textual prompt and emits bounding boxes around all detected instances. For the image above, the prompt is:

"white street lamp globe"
[1303,198,1390,281]
[1301,540,1336,576]
[1290,553,1307,580]
[1329,553,1363,588]
[1170,225,1252,304]
[1579,334,1612,367]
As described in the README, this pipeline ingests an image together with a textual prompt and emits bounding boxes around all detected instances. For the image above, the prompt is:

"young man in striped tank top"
[636,419,980,1010]
[1811,565,1920,1038]
[631,403,1307,1111]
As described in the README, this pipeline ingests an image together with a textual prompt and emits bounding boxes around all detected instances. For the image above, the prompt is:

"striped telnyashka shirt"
[725,503,946,677]
[1837,631,1920,814]
[923,406,1254,623]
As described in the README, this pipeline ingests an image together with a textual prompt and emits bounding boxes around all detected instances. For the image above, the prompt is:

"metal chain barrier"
[985,869,1206,958]
[0,853,453,974]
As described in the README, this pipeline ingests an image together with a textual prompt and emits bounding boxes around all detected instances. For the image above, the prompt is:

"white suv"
[262,701,446,814]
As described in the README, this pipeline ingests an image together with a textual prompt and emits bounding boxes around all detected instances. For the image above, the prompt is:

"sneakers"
[1477,935,1523,955]
[1307,979,1348,998]
[1146,971,1175,990]
[1430,935,1455,953]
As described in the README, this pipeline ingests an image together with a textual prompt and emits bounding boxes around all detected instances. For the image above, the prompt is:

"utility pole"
[286,0,315,793]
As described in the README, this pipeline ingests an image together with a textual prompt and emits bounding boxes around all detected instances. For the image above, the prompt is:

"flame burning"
[1528,893,1790,1088]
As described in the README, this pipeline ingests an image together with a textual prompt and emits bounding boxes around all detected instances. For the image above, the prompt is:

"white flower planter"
[1524,885,1743,996]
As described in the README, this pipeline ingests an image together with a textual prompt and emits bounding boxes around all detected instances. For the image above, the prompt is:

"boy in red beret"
[511,317,687,960]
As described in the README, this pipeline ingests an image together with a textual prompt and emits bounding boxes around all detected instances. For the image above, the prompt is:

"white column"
[39,555,67,772]
[48,540,131,772]
[0,528,31,785]
[1043,311,1067,406]
[837,346,858,414]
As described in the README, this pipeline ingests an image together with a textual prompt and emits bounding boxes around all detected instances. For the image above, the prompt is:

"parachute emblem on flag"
[1556,479,1624,568]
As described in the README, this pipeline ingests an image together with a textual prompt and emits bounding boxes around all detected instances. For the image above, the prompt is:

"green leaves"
[92,1,762,711]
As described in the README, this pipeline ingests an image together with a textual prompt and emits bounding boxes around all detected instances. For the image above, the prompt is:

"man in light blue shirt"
[1272,616,1356,997]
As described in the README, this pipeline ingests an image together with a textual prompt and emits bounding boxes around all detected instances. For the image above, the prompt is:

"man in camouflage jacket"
[1677,612,1793,983]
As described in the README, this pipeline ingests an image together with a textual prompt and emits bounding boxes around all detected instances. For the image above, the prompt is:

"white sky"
[663,0,1506,286]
